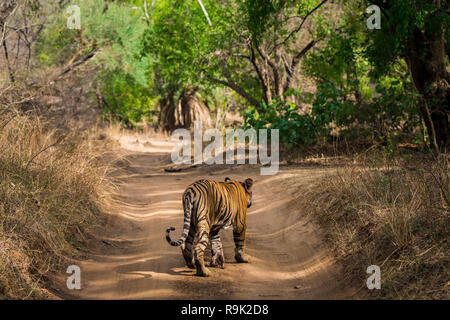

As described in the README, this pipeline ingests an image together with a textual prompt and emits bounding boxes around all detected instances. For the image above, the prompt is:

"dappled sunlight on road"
[65,135,357,300]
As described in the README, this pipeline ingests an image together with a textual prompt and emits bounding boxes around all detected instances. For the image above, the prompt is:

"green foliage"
[34,18,78,66]
[142,0,230,97]
[100,71,156,127]
[35,0,155,126]
[363,0,450,76]
[33,0,438,145]
[240,0,283,44]
[241,0,331,44]
[287,0,425,148]
[310,75,420,138]
[311,82,355,128]
[245,27,422,150]
[244,99,321,147]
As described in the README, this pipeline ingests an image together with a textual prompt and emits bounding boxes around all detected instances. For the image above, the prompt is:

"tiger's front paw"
[196,267,212,277]
[234,255,249,263]
[195,260,212,277]
[210,248,225,268]
[234,248,249,263]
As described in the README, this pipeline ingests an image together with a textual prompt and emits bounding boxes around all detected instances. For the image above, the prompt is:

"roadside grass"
[0,97,111,299]
[309,153,449,299]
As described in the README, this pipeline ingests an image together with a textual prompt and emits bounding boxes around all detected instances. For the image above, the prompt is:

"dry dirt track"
[66,134,358,300]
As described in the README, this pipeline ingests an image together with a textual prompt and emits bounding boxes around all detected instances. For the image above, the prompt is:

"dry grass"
[0,86,111,299]
[308,153,449,299]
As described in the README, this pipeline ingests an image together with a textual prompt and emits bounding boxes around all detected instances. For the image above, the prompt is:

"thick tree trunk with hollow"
[175,88,212,129]
[159,88,212,132]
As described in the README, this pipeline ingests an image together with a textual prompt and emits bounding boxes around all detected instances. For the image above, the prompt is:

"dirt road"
[65,134,357,299]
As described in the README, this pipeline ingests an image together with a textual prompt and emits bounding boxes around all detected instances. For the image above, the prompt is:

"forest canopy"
[4,0,450,150]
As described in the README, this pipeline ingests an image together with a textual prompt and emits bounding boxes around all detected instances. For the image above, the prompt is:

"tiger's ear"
[244,178,253,191]
[225,177,231,182]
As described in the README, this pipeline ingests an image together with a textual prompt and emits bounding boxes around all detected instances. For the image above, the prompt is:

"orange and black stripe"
[165,178,249,248]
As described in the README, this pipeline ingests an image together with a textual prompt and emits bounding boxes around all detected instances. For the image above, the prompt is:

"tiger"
[165,177,253,277]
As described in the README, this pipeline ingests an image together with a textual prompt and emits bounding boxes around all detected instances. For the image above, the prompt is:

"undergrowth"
[0,87,110,299]
[309,153,449,299]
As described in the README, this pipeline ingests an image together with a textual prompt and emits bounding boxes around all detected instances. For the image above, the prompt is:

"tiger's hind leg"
[194,220,211,277]
[233,221,249,263]
[209,230,224,268]
[181,223,196,269]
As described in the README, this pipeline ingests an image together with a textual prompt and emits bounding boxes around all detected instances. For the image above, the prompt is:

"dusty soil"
[61,133,359,299]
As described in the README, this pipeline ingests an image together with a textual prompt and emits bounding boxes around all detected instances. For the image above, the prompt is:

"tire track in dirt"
[65,135,358,299]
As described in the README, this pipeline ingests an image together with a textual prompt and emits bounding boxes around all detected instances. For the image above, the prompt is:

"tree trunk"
[405,27,450,151]
[159,90,176,132]
[176,87,212,129]
[0,24,15,83]
[250,45,272,105]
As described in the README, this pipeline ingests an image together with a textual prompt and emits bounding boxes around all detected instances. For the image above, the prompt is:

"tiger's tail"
[166,190,193,246]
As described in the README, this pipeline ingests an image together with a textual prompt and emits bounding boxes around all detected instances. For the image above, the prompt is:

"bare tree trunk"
[176,87,212,129]
[257,45,283,98]
[1,24,15,82]
[282,39,317,93]
[250,45,272,105]
[405,27,449,151]
[159,90,176,132]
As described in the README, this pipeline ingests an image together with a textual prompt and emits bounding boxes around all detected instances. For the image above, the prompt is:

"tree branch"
[249,45,272,104]
[256,45,283,97]
[0,24,14,82]
[143,0,150,21]
[283,39,318,92]
[209,77,260,108]
[277,0,328,48]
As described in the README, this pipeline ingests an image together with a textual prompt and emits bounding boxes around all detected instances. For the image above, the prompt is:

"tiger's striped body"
[166,177,253,277]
